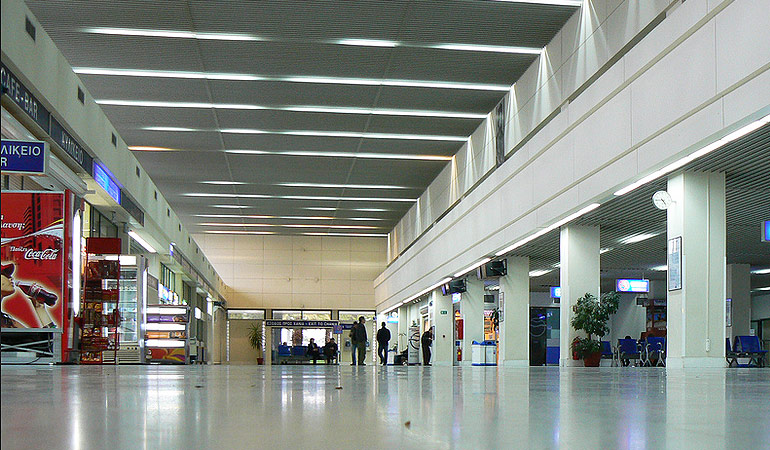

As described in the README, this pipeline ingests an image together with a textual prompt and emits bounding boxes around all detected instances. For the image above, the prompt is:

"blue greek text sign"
[0,139,47,174]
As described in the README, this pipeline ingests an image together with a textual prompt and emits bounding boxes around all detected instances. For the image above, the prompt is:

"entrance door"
[530,308,547,366]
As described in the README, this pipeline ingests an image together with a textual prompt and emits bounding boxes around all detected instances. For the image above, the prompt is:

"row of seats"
[275,345,338,364]
[726,336,767,368]
[600,337,666,367]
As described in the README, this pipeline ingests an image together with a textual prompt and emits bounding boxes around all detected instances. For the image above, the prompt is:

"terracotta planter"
[257,357,264,365]
[583,351,602,367]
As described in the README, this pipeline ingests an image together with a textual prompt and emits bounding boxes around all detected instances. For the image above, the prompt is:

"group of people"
[300,316,435,366]
[304,337,338,364]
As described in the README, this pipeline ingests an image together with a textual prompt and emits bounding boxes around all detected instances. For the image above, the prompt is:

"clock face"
[652,191,672,210]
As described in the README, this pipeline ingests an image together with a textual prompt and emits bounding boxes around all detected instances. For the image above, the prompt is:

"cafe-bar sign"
[0,139,47,175]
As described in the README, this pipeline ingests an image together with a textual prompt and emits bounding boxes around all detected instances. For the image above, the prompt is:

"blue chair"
[735,336,767,367]
[726,338,739,367]
[618,338,641,366]
[644,337,666,367]
[276,345,292,364]
[601,341,617,366]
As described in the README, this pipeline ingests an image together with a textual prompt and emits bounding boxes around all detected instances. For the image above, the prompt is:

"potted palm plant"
[570,291,620,367]
[247,321,264,364]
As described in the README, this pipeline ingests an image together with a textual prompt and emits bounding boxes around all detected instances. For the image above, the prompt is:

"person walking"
[349,321,359,365]
[376,322,391,365]
[421,327,433,366]
[353,316,368,365]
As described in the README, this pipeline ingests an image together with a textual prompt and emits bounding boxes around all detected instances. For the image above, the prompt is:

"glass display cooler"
[145,305,189,364]
[102,255,147,364]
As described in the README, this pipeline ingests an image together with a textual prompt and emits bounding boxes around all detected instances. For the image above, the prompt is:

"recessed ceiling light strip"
[184,193,416,202]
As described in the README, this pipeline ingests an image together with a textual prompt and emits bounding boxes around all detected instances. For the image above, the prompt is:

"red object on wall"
[456,318,464,340]
[1,191,66,332]
[85,237,121,255]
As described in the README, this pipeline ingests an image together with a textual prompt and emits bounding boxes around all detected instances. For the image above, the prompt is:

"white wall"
[376,0,770,311]
[608,293,647,343]
[195,234,386,310]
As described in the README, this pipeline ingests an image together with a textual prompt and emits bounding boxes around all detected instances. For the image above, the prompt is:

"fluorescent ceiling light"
[199,222,379,230]
[337,38,398,47]
[184,192,416,202]
[600,247,613,254]
[97,99,485,119]
[751,268,770,275]
[73,67,509,91]
[619,232,661,245]
[218,128,467,141]
[195,214,275,219]
[201,181,247,185]
[454,257,492,278]
[212,204,251,209]
[145,126,197,132]
[650,265,668,271]
[195,214,382,221]
[753,286,770,292]
[403,277,454,303]
[128,146,177,151]
[529,269,553,277]
[225,149,452,161]
[203,230,275,235]
[614,114,770,196]
[85,27,259,41]
[302,232,389,237]
[495,203,601,256]
[128,230,157,253]
[304,207,337,211]
[491,0,583,6]
[432,43,541,54]
[277,182,409,190]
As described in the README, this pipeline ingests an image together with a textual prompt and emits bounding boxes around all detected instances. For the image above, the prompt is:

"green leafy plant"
[570,292,620,358]
[247,321,264,359]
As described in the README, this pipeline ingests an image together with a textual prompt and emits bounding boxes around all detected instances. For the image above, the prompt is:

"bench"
[617,338,642,366]
[275,345,338,364]
[732,336,767,368]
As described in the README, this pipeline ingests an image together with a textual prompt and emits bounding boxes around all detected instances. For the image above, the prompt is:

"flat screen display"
[616,279,650,293]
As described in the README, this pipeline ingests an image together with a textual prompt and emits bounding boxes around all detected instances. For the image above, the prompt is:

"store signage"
[49,117,93,175]
[265,320,338,328]
[120,194,145,226]
[763,221,770,242]
[616,279,650,293]
[1,191,65,329]
[1,63,51,133]
[550,286,561,298]
[92,162,121,203]
[1,139,47,175]
[451,292,462,303]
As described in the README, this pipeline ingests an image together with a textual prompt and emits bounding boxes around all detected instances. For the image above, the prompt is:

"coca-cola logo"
[24,248,59,260]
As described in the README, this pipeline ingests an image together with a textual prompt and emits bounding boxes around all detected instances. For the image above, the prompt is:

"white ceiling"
[25,0,580,238]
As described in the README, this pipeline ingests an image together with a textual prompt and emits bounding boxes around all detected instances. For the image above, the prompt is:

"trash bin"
[483,340,497,366]
[471,341,485,366]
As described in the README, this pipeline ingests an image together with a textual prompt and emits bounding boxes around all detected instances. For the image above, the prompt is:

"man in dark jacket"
[323,338,338,364]
[376,322,391,365]
[421,327,433,366]
[353,316,368,365]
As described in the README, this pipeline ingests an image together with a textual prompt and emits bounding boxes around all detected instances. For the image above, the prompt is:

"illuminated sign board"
[451,293,462,304]
[1,139,47,175]
[616,279,650,293]
[93,162,121,203]
[550,286,561,298]
[763,221,769,242]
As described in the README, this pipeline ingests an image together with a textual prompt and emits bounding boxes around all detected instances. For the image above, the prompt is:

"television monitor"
[477,259,507,279]
[441,279,467,295]
[616,279,650,293]
[484,294,495,303]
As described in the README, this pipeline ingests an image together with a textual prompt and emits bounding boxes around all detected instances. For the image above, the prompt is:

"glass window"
[339,311,376,324]
[227,309,266,320]
[272,310,302,320]
[302,310,331,320]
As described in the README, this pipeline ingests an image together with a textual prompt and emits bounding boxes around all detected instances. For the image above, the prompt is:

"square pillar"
[559,225,600,367]
[397,305,408,353]
[498,257,530,367]
[431,288,454,366]
[667,171,726,368]
[726,264,751,340]
[462,277,485,365]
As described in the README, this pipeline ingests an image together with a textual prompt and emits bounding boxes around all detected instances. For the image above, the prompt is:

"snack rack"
[79,238,122,364]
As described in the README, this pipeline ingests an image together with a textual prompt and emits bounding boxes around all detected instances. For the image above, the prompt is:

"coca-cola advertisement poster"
[1,191,65,329]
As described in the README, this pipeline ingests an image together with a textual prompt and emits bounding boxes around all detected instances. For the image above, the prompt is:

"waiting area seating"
[611,337,666,367]
[274,344,338,365]
[726,336,767,368]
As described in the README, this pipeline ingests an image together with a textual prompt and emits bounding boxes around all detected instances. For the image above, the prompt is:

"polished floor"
[1,365,768,450]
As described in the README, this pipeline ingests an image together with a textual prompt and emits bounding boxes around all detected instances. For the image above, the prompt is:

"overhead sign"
[1,62,51,133]
[265,320,338,328]
[451,292,462,303]
[93,162,121,203]
[1,139,47,175]
[616,279,650,293]
[763,221,769,242]
[550,286,561,298]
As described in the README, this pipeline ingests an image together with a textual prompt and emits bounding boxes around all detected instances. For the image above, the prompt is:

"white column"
[264,324,272,366]
[431,288,454,366]
[462,277,485,365]
[397,305,408,353]
[559,225,600,367]
[499,256,530,367]
[666,171,726,368]
[726,264,751,340]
